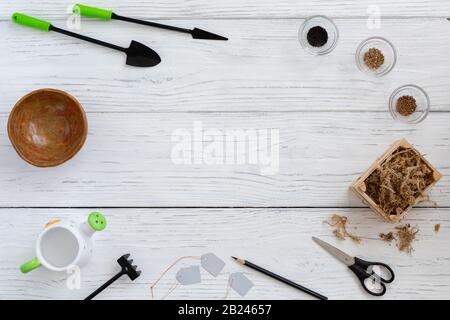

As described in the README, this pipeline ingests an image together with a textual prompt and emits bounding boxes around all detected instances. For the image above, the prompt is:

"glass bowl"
[356,37,396,77]
[298,15,339,55]
[389,85,430,123]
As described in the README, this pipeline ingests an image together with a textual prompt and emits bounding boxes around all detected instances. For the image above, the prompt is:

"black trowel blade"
[191,28,228,41]
[126,40,161,67]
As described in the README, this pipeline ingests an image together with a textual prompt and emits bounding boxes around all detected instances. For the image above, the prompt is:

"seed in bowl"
[364,48,385,70]
[396,95,417,117]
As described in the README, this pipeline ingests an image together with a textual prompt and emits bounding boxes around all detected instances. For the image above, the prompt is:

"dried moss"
[365,147,434,219]
[395,224,419,253]
[325,214,362,243]
[379,232,395,243]
[435,224,441,233]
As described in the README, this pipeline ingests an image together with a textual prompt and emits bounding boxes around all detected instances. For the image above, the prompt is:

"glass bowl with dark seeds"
[298,15,339,55]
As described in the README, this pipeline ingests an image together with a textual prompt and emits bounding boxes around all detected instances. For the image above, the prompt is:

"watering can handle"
[20,257,41,273]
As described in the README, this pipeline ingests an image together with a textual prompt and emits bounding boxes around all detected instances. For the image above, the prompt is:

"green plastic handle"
[20,257,41,273]
[11,13,51,32]
[73,4,113,20]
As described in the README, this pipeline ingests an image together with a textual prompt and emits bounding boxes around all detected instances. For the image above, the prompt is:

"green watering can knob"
[88,212,107,231]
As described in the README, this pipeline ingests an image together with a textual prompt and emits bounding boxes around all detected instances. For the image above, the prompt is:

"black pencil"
[232,256,328,300]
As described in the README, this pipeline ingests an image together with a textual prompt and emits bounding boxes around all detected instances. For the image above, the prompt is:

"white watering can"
[20,212,107,273]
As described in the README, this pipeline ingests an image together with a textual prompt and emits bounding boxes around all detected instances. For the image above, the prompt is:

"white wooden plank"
[1,0,449,19]
[2,18,450,113]
[1,208,448,300]
[0,111,448,207]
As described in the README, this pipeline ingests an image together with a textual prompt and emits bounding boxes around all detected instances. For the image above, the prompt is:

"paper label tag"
[201,253,226,277]
[229,272,254,297]
[176,266,201,285]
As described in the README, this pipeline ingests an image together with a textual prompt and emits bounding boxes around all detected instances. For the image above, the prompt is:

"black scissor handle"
[354,257,395,283]
[349,263,387,296]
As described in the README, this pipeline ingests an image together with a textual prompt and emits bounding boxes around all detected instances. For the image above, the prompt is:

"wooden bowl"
[8,89,88,167]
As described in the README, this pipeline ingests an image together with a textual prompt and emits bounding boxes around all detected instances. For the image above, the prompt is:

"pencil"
[232,256,328,300]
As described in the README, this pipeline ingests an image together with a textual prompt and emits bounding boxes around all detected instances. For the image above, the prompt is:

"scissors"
[312,237,395,296]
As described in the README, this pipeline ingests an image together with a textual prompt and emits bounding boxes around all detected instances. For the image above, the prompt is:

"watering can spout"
[81,212,107,237]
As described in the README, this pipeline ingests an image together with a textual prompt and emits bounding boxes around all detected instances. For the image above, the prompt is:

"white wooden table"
[1,0,449,300]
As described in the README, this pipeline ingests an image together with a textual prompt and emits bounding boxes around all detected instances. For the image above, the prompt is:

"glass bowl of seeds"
[356,37,396,76]
[298,15,339,55]
[389,85,430,123]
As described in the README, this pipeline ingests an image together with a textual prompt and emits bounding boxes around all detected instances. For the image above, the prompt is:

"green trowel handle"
[73,4,113,20]
[11,13,52,32]
[20,257,41,273]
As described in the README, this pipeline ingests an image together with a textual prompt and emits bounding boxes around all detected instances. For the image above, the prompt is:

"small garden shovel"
[12,13,161,67]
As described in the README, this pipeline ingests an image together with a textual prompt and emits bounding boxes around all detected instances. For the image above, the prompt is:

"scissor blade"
[312,237,355,267]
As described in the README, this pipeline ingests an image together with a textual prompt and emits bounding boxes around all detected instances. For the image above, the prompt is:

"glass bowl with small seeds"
[298,15,339,55]
[356,37,396,76]
[389,85,430,123]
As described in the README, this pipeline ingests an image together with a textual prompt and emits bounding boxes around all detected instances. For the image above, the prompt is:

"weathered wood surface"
[2,19,450,113]
[1,208,448,300]
[0,112,449,208]
[1,0,449,19]
[1,0,449,300]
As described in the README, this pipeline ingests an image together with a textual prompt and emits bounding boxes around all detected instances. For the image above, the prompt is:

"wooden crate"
[351,139,442,223]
